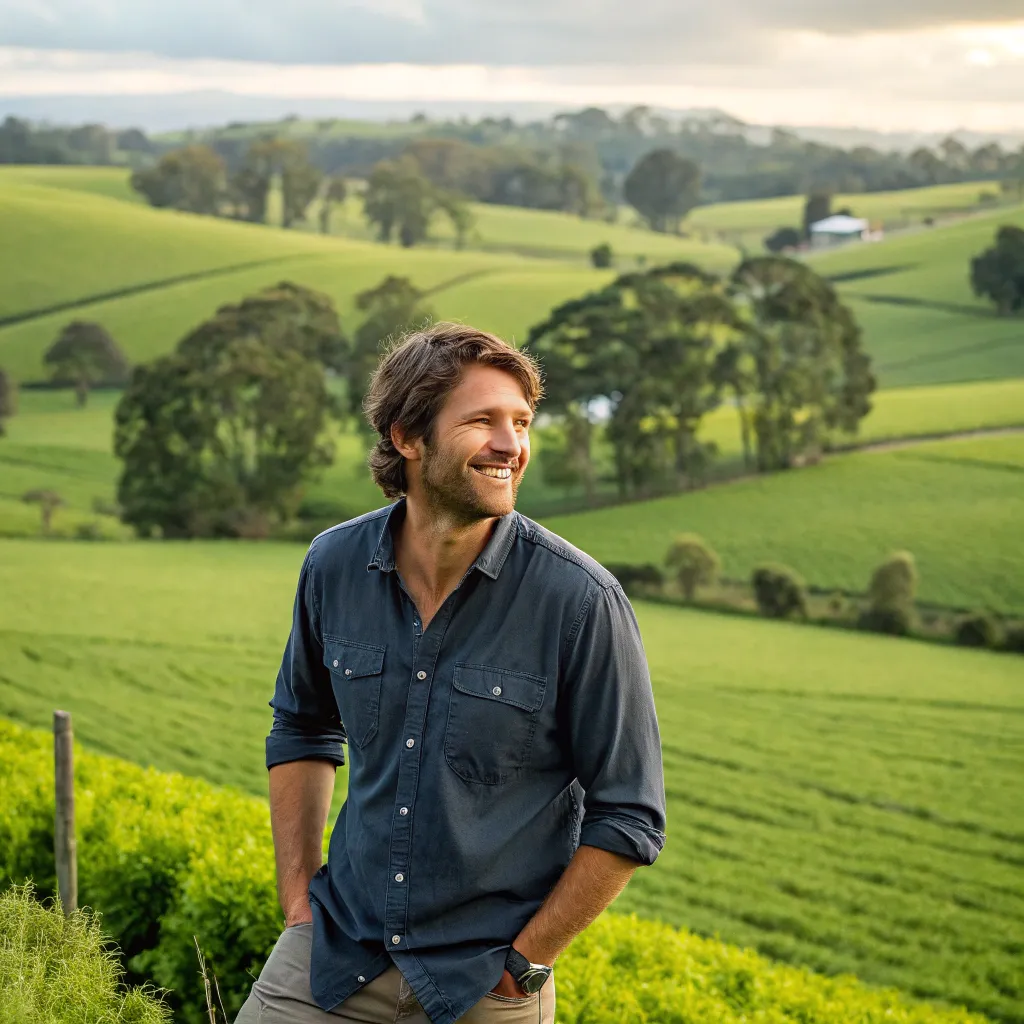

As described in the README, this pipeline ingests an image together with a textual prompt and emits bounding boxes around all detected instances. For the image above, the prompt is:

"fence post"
[53,709,77,916]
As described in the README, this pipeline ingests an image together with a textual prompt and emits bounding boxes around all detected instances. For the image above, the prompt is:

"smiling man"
[236,322,666,1024]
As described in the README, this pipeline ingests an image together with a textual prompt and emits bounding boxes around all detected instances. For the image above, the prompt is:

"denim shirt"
[266,500,666,1024]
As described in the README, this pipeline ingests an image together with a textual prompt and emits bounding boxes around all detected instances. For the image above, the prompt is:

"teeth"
[475,467,512,479]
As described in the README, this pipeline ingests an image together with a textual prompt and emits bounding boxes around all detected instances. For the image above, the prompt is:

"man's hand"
[489,970,528,998]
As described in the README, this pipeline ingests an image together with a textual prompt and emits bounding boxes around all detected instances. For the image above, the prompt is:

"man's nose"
[490,418,522,457]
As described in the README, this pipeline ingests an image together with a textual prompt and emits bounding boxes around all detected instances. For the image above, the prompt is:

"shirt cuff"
[265,733,346,770]
[579,814,666,867]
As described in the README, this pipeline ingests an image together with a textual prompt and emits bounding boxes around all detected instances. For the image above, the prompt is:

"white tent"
[809,215,869,244]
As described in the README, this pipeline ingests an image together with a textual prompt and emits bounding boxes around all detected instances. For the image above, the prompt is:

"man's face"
[418,363,533,522]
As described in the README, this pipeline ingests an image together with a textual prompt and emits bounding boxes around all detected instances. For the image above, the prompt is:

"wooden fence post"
[53,709,77,916]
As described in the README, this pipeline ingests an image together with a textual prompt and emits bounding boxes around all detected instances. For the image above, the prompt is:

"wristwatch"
[504,947,553,995]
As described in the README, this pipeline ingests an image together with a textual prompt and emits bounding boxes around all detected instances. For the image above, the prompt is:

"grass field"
[0,539,1020,1021]
[547,432,1024,613]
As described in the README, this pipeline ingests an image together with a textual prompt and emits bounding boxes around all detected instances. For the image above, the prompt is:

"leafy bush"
[0,720,987,1024]
[603,562,665,595]
[0,883,169,1024]
[590,242,613,268]
[751,563,808,619]
[764,226,802,253]
[861,551,918,636]
[1004,625,1024,654]
[665,533,720,601]
[858,605,915,636]
[955,611,1003,649]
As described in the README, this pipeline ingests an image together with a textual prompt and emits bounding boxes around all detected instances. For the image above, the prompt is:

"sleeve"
[563,582,666,865]
[265,546,347,770]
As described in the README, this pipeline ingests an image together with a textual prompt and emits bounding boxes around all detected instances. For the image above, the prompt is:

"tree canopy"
[970,224,1024,315]
[44,321,129,407]
[0,368,16,436]
[130,145,226,215]
[623,150,701,233]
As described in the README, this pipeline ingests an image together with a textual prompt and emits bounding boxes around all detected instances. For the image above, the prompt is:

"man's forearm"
[513,844,638,966]
[269,759,336,925]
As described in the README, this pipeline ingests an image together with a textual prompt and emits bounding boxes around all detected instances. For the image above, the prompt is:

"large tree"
[44,321,129,407]
[130,145,226,215]
[228,139,321,226]
[363,157,437,246]
[318,175,348,234]
[114,284,341,538]
[726,256,876,470]
[623,150,701,233]
[970,224,1024,315]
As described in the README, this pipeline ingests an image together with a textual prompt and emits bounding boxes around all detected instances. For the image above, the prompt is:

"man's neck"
[393,497,497,624]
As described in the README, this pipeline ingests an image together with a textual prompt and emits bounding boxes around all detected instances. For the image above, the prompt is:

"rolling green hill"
[0,540,1019,1021]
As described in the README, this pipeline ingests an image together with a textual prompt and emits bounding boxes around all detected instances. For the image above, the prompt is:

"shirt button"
[416,670,427,680]
[395,872,404,882]
[332,659,339,668]
[492,686,502,696]
[357,975,366,983]
[392,935,401,945]
[399,806,409,816]
[406,738,415,748]
[345,668,352,676]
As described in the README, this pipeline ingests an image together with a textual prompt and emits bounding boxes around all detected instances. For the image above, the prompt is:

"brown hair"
[363,322,543,499]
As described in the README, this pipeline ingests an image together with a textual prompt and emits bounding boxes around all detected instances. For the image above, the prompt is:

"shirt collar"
[367,499,518,581]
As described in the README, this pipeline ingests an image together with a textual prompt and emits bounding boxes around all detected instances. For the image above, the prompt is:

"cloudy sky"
[2,0,1023,130]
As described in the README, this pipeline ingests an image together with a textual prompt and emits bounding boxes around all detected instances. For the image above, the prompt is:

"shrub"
[0,883,170,1024]
[764,226,801,253]
[665,533,720,601]
[862,550,918,635]
[858,605,915,636]
[604,562,664,595]
[75,521,105,541]
[590,242,613,268]
[1004,626,1024,654]
[955,612,1003,649]
[751,563,808,619]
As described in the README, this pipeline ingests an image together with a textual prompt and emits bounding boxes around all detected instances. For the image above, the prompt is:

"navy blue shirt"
[266,501,666,1024]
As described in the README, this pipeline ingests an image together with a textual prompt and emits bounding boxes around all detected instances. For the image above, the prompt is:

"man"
[237,323,666,1024]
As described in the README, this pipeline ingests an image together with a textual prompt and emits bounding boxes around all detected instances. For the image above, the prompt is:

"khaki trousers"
[234,924,555,1024]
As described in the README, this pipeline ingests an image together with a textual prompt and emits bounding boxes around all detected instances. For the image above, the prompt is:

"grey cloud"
[1,0,1019,65]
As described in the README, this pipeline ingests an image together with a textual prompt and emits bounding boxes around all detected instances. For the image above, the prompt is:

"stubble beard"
[420,440,521,525]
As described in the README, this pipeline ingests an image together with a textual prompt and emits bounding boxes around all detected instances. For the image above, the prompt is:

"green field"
[548,432,1024,613]
[0,539,1020,1020]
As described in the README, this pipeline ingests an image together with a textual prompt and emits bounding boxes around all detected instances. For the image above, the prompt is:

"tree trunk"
[75,379,88,408]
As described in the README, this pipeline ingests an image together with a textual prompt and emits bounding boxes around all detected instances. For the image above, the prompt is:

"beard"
[420,439,521,525]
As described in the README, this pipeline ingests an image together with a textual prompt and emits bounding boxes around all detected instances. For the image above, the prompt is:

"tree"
[623,150,701,233]
[752,564,807,619]
[0,368,15,436]
[281,153,323,228]
[318,176,348,234]
[114,284,340,538]
[764,227,801,253]
[802,191,832,238]
[348,277,434,420]
[970,225,1024,315]
[590,243,613,268]
[537,406,598,502]
[22,489,65,535]
[363,157,440,247]
[226,138,320,226]
[859,550,918,635]
[727,256,875,471]
[130,145,226,215]
[436,190,475,249]
[665,534,720,601]
[44,321,129,407]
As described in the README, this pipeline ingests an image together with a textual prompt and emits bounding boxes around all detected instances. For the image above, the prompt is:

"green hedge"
[0,719,985,1024]
[0,883,169,1024]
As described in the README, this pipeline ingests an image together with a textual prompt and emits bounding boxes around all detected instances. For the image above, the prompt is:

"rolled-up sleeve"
[265,546,347,770]
[564,582,666,865]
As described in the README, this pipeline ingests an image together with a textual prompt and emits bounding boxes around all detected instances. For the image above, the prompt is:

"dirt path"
[842,425,1024,456]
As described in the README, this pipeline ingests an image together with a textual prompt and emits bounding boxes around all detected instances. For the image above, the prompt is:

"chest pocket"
[445,664,547,785]
[323,637,386,749]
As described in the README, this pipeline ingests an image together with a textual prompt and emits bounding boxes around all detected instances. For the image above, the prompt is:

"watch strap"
[504,946,531,982]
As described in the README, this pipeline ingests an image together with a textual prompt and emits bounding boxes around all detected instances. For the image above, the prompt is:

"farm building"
[809,214,873,247]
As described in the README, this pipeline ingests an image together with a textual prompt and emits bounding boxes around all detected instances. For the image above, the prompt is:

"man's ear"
[391,423,422,462]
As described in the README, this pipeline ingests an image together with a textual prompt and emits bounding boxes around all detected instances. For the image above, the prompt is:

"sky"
[1,1,1023,131]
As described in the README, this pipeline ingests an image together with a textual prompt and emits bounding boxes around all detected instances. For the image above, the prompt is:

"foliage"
[227,138,321,226]
[44,320,129,406]
[603,563,665,595]
[113,283,338,538]
[751,563,808,619]
[726,256,876,470]
[860,550,918,637]
[764,226,802,252]
[623,149,701,232]
[0,368,15,435]
[348,276,434,421]
[318,175,348,234]
[955,611,1003,649]
[130,145,226,215]
[1004,625,1024,654]
[665,533,720,600]
[857,605,915,637]
[590,241,613,268]
[0,883,170,1024]
[0,718,995,1024]
[970,224,1024,315]
[21,489,64,535]
[363,156,452,247]
[803,190,832,237]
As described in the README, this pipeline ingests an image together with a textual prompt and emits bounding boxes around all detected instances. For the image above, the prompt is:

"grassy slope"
[547,433,1024,613]
[0,540,1019,1020]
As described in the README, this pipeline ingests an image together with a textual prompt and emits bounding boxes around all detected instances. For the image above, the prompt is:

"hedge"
[0,883,170,1024]
[0,719,985,1024]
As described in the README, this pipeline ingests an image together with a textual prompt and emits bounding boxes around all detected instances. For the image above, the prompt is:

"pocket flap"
[453,664,546,712]
[323,638,385,678]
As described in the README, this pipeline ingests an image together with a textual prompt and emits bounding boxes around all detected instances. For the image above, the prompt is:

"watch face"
[520,969,550,994]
